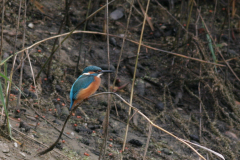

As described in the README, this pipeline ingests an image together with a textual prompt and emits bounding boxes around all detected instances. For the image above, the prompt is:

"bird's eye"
[97,70,101,73]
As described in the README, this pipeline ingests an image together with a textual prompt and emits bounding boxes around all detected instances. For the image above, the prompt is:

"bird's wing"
[70,75,95,100]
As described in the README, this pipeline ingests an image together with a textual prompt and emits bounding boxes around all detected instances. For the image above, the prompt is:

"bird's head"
[82,66,113,77]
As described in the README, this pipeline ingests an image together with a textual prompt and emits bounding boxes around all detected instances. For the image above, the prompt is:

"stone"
[0,142,9,153]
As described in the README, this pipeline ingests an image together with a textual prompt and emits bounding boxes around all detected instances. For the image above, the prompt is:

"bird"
[69,66,113,110]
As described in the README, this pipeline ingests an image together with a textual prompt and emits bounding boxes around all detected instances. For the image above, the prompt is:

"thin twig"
[143,124,152,160]
[47,0,73,77]
[1,31,225,68]
[122,0,150,153]
[99,0,111,159]
[0,0,5,63]
[4,0,22,137]
[35,0,116,81]
[17,0,27,109]
[92,92,209,160]
[194,0,240,81]
[75,0,91,76]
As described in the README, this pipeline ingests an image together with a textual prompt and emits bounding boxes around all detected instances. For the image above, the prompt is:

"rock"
[28,23,34,29]
[21,89,37,99]
[19,121,31,132]
[162,148,173,155]
[98,64,115,71]
[126,65,140,78]
[23,65,44,80]
[3,52,10,61]
[189,134,199,142]
[110,7,124,20]
[0,142,10,153]
[52,119,61,125]
[136,79,145,96]
[128,139,143,147]
[228,49,237,56]
[56,143,63,150]
[174,91,183,105]
[55,85,63,93]
[61,107,69,118]
[88,124,100,130]
[154,30,162,38]
[110,37,117,46]
[75,126,92,134]
[10,89,19,95]
[155,102,164,112]
[29,91,37,99]
[55,104,62,116]
[225,131,239,140]
[82,139,90,145]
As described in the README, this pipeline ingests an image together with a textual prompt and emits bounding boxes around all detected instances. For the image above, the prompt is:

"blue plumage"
[69,66,104,110]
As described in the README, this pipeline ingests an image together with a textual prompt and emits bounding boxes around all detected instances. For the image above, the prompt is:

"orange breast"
[76,76,101,101]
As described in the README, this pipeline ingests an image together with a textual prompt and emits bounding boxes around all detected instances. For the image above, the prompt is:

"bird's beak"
[101,70,113,73]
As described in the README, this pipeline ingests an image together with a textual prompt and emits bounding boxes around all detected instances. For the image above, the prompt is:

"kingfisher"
[69,66,113,110]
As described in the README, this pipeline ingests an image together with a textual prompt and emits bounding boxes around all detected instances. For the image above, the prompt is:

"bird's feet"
[83,98,89,102]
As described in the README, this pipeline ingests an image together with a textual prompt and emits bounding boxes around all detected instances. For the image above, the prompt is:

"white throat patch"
[97,73,103,77]
[82,72,90,75]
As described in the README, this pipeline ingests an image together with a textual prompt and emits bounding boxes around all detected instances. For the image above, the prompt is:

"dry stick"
[4,0,22,133]
[193,1,240,82]
[1,30,225,68]
[0,0,5,63]
[36,90,223,159]
[93,92,207,160]
[157,0,238,81]
[227,0,230,65]
[154,0,188,33]
[35,0,116,81]
[47,0,73,77]
[122,0,150,155]
[210,0,218,30]
[198,65,202,144]
[17,0,27,109]
[36,104,79,156]
[25,49,39,101]
[143,124,152,160]
[99,0,111,158]
[195,5,202,145]
[112,0,134,90]
[75,0,91,76]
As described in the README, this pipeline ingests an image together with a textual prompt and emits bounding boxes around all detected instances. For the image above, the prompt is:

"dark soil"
[1,0,240,160]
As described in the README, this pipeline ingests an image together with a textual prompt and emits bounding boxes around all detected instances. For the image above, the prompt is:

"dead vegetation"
[0,0,240,159]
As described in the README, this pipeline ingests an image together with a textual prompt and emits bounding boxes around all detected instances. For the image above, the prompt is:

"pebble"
[3,52,10,60]
[110,7,124,20]
[155,102,164,112]
[136,79,145,96]
[110,37,117,46]
[0,142,9,153]
[14,142,18,148]
[61,107,69,118]
[28,23,34,29]
[98,64,115,71]
[189,134,199,142]
[128,139,143,147]
[55,85,63,93]
[19,121,31,132]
